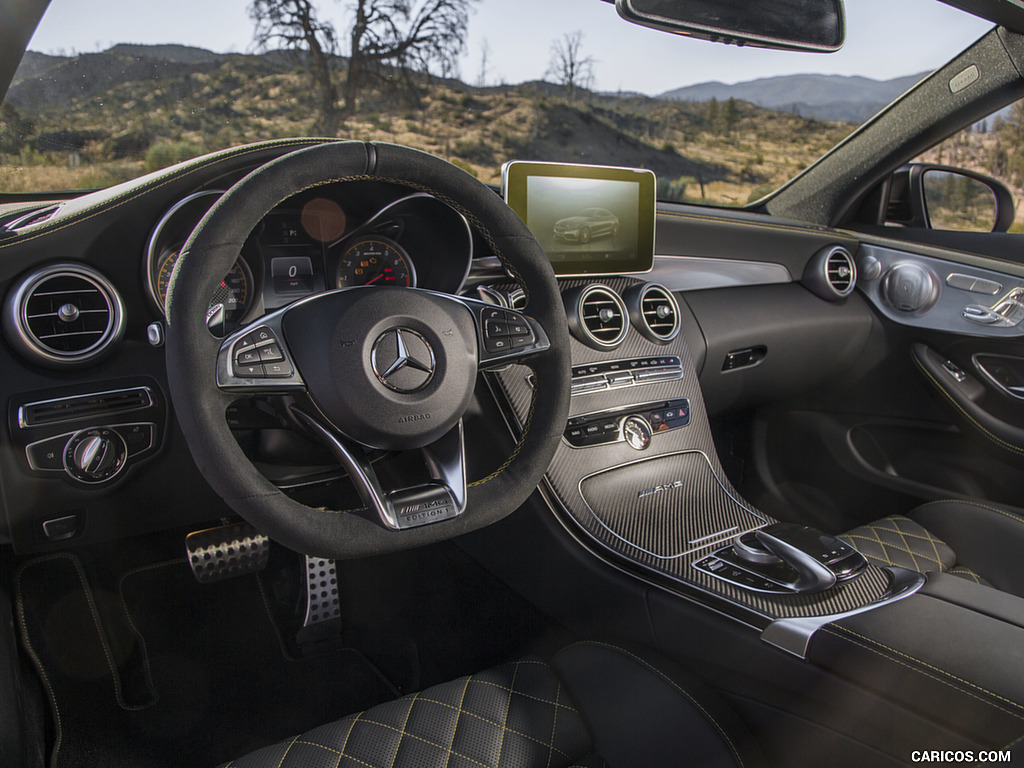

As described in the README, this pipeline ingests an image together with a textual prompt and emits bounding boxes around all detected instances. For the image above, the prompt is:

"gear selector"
[695,523,869,594]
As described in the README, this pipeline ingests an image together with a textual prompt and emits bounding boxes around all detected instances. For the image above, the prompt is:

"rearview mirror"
[615,0,845,52]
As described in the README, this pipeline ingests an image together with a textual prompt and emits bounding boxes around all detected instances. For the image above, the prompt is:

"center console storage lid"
[808,572,1024,746]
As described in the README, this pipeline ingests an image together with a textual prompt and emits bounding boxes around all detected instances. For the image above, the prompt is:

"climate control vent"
[802,245,857,301]
[3,264,125,367]
[567,284,628,349]
[626,283,681,343]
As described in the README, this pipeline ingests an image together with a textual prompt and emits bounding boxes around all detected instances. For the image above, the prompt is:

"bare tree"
[547,31,595,103]
[250,0,475,126]
[250,0,341,136]
[475,38,490,88]
[343,0,476,116]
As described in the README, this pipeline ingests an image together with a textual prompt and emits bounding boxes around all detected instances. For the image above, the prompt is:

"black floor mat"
[17,553,397,768]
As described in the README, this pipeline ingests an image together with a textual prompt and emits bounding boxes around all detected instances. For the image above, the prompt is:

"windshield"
[0,0,993,205]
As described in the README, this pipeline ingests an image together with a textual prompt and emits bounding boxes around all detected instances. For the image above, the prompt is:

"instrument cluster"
[145,184,474,336]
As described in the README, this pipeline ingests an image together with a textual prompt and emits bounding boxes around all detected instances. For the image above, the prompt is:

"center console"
[489,276,911,642]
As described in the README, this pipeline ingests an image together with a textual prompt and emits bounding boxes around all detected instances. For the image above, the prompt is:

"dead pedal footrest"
[186,522,270,583]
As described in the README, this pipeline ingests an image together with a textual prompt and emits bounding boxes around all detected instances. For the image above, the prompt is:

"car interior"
[3,0,1024,766]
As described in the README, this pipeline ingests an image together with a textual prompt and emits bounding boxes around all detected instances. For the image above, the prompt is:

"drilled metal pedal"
[186,522,270,583]
[303,556,340,626]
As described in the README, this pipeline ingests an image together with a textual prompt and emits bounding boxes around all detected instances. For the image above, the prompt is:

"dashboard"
[3,138,1024,561]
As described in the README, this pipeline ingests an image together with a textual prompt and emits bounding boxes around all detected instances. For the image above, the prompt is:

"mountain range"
[659,73,926,123]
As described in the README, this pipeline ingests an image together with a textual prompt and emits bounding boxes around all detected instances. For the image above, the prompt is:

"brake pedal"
[186,522,270,583]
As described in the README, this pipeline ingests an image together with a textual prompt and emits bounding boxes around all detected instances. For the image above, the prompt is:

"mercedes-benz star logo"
[370,328,436,393]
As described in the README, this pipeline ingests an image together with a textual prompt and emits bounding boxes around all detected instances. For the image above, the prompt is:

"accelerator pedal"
[294,556,343,654]
[186,522,270,583]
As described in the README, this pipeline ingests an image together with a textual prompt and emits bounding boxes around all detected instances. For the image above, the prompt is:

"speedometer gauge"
[155,246,252,321]
[336,237,415,288]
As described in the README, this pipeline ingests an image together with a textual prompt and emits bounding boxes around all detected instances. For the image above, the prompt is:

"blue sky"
[27,0,994,95]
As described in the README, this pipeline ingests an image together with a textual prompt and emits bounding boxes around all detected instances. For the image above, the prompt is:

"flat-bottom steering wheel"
[165,142,570,558]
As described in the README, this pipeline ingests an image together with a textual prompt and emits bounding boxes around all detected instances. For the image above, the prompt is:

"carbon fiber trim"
[579,451,765,558]
[492,277,894,621]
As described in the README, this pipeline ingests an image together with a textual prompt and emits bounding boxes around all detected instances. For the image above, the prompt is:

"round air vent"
[625,282,681,343]
[566,284,628,349]
[3,264,125,368]
[802,245,857,301]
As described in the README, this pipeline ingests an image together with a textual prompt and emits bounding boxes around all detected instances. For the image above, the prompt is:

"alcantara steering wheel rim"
[164,141,571,558]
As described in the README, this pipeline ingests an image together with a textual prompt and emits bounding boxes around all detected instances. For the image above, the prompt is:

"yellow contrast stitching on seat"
[494,661,520,768]
[413,694,573,759]
[274,735,300,768]
[341,717,493,768]
[842,533,943,569]
[469,678,577,710]
[295,738,375,768]
[442,675,471,768]
[825,625,1024,717]
[390,691,420,768]
[545,680,562,768]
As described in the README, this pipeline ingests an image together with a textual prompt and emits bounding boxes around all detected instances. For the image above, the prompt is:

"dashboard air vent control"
[802,245,857,301]
[3,264,125,368]
[625,282,681,343]
[567,284,629,349]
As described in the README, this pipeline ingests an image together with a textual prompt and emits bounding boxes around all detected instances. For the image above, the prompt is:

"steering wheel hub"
[282,286,478,450]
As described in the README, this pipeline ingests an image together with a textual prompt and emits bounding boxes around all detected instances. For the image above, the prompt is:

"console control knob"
[732,531,783,565]
[64,428,127,484]
[622,416,653,450]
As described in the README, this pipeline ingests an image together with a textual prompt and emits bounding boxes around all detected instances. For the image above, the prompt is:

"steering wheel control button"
[371,328,435,393]
[236,348,261,366]
[63,427,128,484]
[485,336,510,353]
[257,342,284,363]
[264,361,294,378]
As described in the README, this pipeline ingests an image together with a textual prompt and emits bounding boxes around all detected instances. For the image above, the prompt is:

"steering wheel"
[164,142,570,558]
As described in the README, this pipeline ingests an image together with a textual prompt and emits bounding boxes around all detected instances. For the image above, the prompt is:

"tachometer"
[155,246,252,322]
[336,237,415,288]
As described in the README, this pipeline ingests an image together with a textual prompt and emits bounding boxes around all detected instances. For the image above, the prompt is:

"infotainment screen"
[502,161,656,276]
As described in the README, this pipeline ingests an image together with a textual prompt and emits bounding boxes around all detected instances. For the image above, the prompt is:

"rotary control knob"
[622,416,653,451]
[63,428,127,484]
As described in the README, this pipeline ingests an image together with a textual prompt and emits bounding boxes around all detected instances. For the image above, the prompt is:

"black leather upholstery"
[221,642,764,768]
[839,502,1024,596]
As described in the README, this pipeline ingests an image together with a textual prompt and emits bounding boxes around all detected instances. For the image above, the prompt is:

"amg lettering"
[637,480,685,500]
[397,413,431,424]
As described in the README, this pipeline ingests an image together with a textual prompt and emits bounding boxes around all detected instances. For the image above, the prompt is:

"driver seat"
[221,641,765,768]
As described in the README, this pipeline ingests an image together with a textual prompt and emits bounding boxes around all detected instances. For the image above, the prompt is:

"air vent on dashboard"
[626,283,680,343]
[2,264,125,368]
[4,205,62,232]
[567,284,628,349]
[802,245,857,301]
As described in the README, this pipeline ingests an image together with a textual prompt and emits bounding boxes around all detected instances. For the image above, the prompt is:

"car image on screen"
[552,207,620,243]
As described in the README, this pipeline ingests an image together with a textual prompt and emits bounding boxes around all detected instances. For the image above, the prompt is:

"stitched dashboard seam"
[822,624,1024,719]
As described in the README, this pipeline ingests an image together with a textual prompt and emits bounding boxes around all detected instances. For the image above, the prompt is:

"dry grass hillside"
[0,47,855,206]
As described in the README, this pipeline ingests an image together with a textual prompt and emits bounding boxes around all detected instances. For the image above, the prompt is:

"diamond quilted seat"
[221,642,766,768]
[839,499,1024,597]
